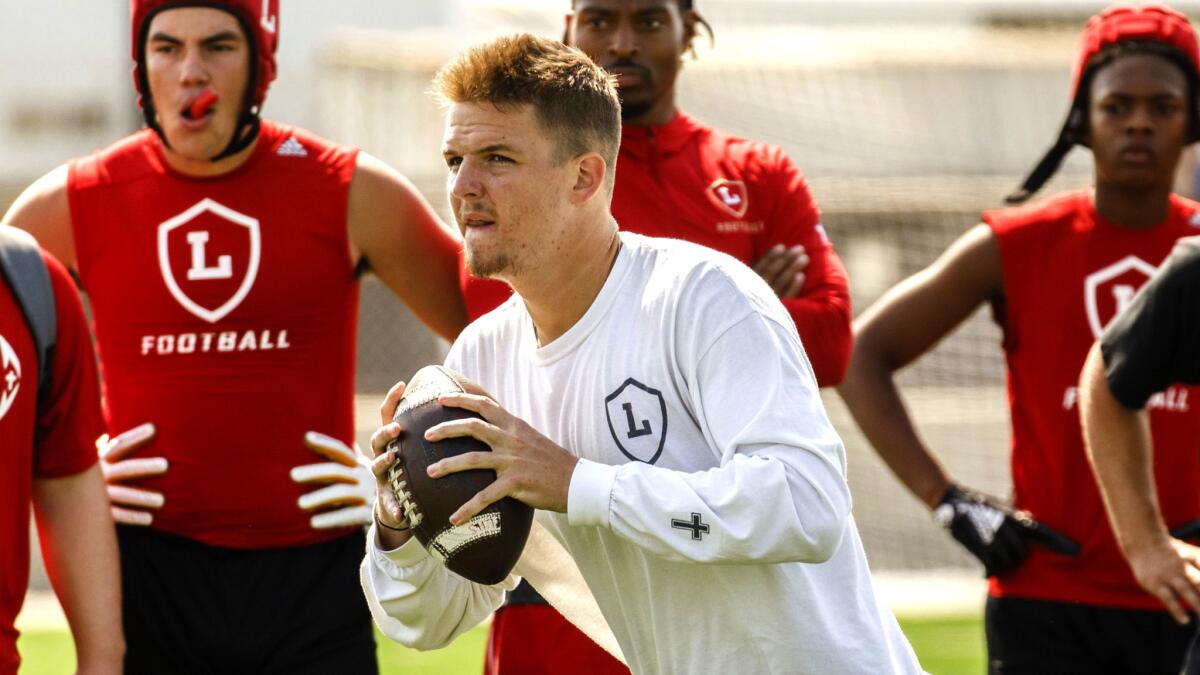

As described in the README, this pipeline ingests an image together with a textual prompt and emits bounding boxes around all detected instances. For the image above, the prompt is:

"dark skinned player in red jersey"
[463,2,852,674]
[840,4,1200,672]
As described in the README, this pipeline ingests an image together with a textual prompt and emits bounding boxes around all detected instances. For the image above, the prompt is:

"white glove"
[97,422,167,526]
[292,431,375,529]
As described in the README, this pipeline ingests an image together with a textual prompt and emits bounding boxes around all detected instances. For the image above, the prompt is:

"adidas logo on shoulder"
[277,136,308,158]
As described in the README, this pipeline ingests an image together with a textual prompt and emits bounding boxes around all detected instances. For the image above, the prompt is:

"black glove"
[934,485,1080,577]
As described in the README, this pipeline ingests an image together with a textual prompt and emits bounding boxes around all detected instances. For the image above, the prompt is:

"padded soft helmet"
[1006,3,1200,204]
[130,0,280,160]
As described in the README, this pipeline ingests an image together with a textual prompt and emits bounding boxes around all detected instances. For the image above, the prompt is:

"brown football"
[386,365,533,584]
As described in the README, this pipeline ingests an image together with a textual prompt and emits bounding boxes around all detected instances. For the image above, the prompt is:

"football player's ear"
[570,152,608,206]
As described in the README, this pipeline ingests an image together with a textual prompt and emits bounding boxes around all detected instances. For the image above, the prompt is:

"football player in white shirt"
[360,33,923,675]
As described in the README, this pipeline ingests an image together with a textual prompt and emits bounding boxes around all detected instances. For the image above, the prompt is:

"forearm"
[362,523,512,650]
[32,466,124,672]
[838,347,952,509]
[569,447,851,564]
[408,225,470,342]
[348,153,468,341]
[779,291,852,387]
[1079,345,1169,553]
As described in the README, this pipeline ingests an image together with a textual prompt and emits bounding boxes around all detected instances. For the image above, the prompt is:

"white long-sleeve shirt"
[363,233,922,674]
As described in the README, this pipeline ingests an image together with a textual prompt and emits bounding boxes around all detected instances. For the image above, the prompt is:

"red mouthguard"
[186,90,219,120]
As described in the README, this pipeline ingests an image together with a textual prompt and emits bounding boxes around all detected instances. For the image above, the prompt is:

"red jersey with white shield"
[985,189,1200,610]
[67,120,360,549]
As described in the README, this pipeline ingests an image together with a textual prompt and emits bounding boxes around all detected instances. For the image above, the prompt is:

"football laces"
[388,463,424,528]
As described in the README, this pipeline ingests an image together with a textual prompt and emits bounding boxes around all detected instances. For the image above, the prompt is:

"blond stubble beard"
[465,247,513,279]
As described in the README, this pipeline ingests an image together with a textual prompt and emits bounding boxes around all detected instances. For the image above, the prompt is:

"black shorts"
[117,525,378,675]
[986,596,1200,674]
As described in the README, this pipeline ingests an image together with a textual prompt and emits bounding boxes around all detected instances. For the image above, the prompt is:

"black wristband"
[375,503,411,532]
[377,518,411,532]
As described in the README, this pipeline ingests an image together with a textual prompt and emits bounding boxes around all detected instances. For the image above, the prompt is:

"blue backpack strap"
[0,225,56,405]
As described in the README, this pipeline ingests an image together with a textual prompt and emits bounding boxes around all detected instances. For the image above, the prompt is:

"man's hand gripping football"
[368,378,579,546]
[369,381,417,549]
[424,388,578,525]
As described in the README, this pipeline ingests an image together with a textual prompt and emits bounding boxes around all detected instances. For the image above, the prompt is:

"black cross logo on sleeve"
[671,512,710,541]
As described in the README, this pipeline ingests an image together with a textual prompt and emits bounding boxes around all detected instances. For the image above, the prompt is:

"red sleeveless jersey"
[67,121,360,549]
[986,189,1200,609]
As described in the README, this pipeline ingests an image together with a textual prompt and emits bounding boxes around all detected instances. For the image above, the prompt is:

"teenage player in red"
[461,2,852,673]
[839,4,1200,671]
[4,2,467,673]
[0,228,122,674]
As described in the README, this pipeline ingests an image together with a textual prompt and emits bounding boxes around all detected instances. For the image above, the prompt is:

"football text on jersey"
[140,329,291,356]
[1061,385,1190,413]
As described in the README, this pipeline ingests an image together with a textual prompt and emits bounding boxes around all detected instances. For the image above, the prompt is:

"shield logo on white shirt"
[157,198,261,324]
[604,378,667,464]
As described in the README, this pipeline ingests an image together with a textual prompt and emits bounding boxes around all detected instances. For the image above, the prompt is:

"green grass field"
[17,614,985,674]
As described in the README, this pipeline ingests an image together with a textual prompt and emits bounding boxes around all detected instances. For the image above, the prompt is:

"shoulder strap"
[0,225,56,405]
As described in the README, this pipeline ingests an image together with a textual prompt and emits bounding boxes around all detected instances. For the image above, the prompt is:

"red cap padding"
[1071,4,1200,100]
[130,0,279,109]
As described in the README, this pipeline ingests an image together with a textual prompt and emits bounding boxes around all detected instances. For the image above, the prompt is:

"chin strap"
[211,111,262,161]
[1005,108,1084,205]
[1004,136,1076,205]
